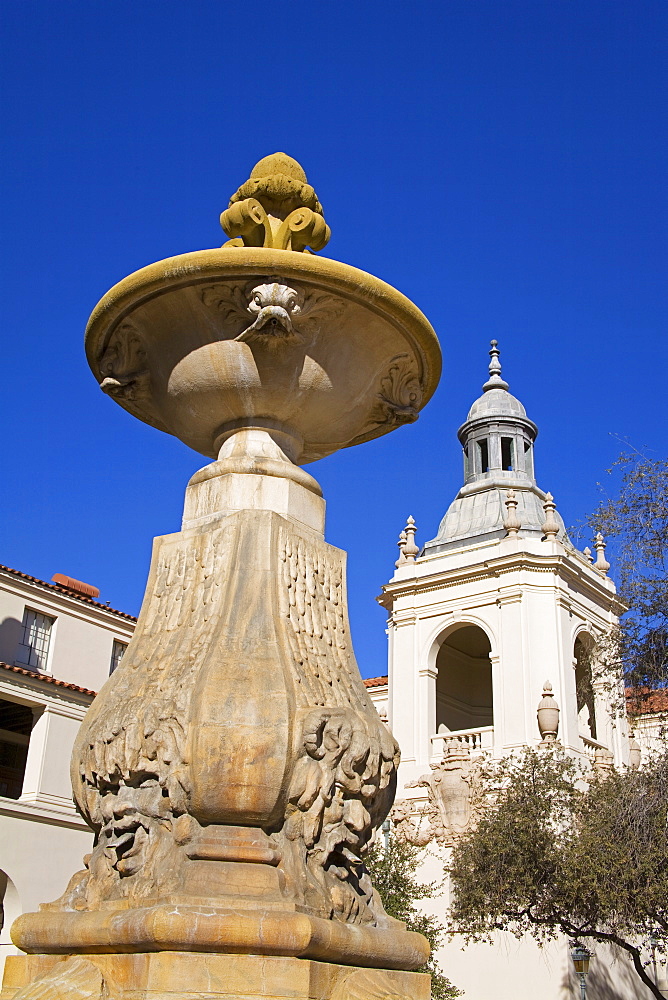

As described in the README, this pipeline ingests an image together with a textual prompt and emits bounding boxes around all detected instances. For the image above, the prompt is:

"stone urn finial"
[541,492,560,540]
[402,515,419,562]
[537,680,560,743]
[503,488,521,536]
[594,532,611,575]
[629,735,642,769]
[593,747,614,775]
[395,528,407,568]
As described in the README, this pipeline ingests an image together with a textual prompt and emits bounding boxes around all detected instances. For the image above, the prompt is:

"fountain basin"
[86,247,441,464]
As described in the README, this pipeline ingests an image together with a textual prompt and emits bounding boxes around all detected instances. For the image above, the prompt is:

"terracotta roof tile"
[364,675,388,689]
[626,687,668,714]
[0,564,136,622]
[0,661,97,698]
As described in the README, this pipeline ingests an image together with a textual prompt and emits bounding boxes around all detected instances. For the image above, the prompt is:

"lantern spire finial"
[483,339,510,392]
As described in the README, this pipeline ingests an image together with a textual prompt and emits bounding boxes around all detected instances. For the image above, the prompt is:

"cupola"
[424,341,567,552]
[459,340,538,485]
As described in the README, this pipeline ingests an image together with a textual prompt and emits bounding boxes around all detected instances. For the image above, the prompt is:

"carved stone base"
[1,952,431,999]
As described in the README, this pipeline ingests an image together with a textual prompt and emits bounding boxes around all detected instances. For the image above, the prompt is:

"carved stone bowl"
[85,247,441,464]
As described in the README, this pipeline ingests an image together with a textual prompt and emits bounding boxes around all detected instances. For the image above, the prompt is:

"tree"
[366,835,462,999]
[588,453,668,700]
[448,747,668,999]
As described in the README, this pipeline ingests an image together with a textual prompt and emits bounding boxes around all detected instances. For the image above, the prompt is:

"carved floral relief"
[364,353,424,434]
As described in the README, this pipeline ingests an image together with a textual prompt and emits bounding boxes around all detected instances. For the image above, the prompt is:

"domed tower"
[377,342,629,799]
[425,340,566,553]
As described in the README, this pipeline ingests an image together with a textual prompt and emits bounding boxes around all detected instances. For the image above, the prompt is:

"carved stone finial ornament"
[541,491,560,540]
[594,531,611,575]
[593,746,614,775]
[537,680,560,744]
[628,735,642,769]
[220,152,331,253]
[395,528,408,568]
[402,515,419,562]
[7,155,440,999]
[503,488,521,536]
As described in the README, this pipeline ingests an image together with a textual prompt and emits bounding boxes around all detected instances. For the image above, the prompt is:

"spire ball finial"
[483,339,510,392]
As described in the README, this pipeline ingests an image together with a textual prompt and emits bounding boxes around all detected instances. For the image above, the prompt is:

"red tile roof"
[0,564,136,622]
[626,687,668,714]
[0,661,97,698]
[364,675,388,689]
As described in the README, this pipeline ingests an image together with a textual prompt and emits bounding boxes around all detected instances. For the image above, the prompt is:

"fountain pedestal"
[3,154,440,1000]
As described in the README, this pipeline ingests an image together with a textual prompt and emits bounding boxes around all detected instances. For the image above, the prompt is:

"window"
[109,639,127,675]
[15,609,54,671]
[463,445,470,478]
[0,699,33,799]
[478,438,489,473]
[501,437,514,471]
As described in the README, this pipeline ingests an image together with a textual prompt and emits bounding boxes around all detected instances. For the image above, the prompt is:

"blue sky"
[1,2,666,678]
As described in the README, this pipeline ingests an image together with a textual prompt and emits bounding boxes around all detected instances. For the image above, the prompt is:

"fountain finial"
[221,152,330,252]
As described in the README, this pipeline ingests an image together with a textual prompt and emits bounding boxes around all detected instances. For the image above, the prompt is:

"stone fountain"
[2,154,441,1000]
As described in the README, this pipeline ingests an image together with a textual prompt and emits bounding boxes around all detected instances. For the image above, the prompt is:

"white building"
[366,343,665,999]
[0,565,135,977]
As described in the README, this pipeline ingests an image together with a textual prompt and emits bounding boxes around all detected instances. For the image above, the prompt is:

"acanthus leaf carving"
[98,321,150,403]
[367,354,423,430]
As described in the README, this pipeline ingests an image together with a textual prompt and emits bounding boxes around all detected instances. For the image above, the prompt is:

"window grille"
[109,639,127,675]
[15,609,54,671]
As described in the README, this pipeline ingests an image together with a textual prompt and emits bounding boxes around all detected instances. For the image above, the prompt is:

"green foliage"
[366,836,462,999]
[448,747,668,999]
[588,453,668,697]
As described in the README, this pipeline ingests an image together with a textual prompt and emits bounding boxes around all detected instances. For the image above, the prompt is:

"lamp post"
[571,943,592,1000]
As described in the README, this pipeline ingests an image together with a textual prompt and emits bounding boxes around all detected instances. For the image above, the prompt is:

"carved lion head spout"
[236,282,306,345]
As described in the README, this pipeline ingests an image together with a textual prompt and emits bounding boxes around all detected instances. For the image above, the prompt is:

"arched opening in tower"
[574,634,597,740]
[435,625,493,735]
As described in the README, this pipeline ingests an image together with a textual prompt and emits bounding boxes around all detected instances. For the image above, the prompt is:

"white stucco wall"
[0,568,136,986]
[0,570,135,692]
[0,810,93,979]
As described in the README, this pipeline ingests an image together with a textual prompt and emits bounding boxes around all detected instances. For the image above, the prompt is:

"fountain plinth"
[3,154,441,1000]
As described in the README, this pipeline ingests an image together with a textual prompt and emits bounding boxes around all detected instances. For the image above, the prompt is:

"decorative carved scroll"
[367,354,423,430]
[98,322,150,403]
[200,280,345,348]
[7,957,106,999]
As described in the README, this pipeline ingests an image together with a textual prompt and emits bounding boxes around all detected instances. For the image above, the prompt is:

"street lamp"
[571,943,592,1000]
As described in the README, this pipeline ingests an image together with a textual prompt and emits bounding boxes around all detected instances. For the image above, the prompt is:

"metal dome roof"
[466,385,528,421]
